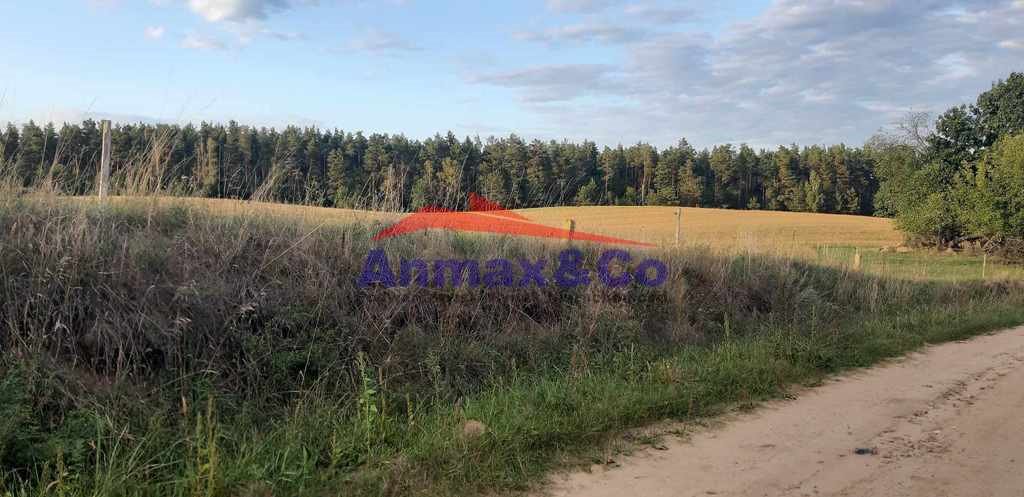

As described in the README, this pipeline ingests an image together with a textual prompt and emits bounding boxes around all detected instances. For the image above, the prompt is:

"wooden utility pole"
[674,208,682,248]
[98,120,112,199]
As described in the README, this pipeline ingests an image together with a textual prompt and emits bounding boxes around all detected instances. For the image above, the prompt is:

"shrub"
[957,133,1024,244]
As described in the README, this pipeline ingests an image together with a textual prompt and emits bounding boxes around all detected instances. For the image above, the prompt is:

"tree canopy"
[871,72,1024,252]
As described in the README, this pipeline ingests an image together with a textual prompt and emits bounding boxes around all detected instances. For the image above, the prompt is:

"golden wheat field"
[86,196,903,252]
[519,206,902,250]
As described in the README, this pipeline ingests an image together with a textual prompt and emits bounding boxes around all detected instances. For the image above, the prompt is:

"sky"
[0,0,1021,149]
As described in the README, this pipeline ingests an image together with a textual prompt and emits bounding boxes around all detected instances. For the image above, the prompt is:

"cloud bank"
[477,0,1024,148]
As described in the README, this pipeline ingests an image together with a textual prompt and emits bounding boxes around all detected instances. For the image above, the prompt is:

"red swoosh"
[467,192,530,221]
[373,195,653,247]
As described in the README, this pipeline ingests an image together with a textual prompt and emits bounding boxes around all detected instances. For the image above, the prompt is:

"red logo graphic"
[372,193,654,247]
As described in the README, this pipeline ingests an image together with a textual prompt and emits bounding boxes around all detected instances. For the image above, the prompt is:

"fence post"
[853,249,861,271]
[674,208,682,248]
[98,120,112,200]
[565,219,575,244]
[982,253,988,280]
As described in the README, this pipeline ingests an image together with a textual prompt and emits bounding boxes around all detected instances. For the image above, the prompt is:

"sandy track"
[545,326,1024,497]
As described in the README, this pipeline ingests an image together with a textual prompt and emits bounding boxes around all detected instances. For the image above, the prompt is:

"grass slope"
[1,194,1021,496]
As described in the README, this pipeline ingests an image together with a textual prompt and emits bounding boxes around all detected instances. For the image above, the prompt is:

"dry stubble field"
[84,195,1024,281]
[92,196,902,249]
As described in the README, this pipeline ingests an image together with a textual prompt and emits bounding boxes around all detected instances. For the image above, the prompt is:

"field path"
[544,326,1024,497]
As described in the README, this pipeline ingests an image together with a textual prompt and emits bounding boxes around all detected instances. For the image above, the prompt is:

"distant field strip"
[83,196,903,250]
[520,206,902,250]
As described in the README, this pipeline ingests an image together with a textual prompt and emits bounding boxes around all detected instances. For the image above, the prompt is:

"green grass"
[1,195,1023,497]
[7,300,1020,497]
[815,245,1024,281]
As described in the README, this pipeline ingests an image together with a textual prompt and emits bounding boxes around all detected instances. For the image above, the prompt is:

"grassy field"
[87,196,901,249]
[2,193,1023,497]
[83,196,1021,281]
[814,246,1024,282]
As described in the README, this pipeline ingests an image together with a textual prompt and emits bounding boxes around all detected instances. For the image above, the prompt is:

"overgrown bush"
[871,73,1024,253]
[956,133,1024,245]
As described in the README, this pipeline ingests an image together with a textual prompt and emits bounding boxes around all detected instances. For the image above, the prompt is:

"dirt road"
[546,326,1024,497]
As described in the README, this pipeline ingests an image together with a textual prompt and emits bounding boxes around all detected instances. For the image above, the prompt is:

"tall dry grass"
[2,141,1024,496]
[2,193,925,401]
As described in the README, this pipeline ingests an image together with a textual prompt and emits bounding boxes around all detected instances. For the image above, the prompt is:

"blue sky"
[1,0,1021,148]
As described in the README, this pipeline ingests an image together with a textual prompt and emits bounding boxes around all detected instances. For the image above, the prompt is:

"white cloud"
[857,100,907,114]
[187,0,291,22]
[932,53,977,83]
[181,33,228,50]
[472,64,622,102]
[144,26,166,40]
[515,23,647,45]
[223,19,306,43]
[260,29,304,41]
[545,0,618,13]
[800,87,835,103]
[623,4,695,24]
[179,0,316,45]
[345,30,420,55]
[471,0,1024,148]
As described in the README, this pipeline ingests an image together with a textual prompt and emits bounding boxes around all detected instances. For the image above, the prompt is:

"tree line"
[1,119,878,215]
